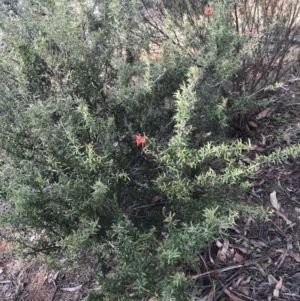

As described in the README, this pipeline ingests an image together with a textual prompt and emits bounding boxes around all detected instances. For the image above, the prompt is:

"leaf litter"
[0,243,96,301]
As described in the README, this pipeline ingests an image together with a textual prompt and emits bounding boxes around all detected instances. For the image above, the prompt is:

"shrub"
[0,0,193,256]
[90,208,238,301]
[0,0,299,299]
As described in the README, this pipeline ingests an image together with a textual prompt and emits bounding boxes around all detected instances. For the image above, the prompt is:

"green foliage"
[0,0,300,299]
[90,208,237,301]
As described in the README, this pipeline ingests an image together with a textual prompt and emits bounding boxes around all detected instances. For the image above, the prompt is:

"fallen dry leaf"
[60,284,83,292]
[234,252,244,263]
[254,262,266,277]
[223,287,243,301]
[208,245,215,265]
[273,277,283,298]
[216,240,223,248]
[233,277,244,287]
[248,121,258,128]
[244,144,258,151]
[287,242,293,252]
[268,274,278,285]
[243,144,265,152]
[223,238,229,250]
[244,216,253,235]
[216,239,234,262]
[217,249,227,263]
[240,276,251,285]
[262,260,272,270]
[53,271,59,280]
[233,276,251,287]
[256,107,272,120]
[256,179,265,186]
[207,287,215,301]
[248,239,268,248]
[275,252,289,272]
[270,191,280,210]
[276,248,288,254]
[234,247,252,255]
[237,285,250,296]
[292,252,300,263]
[240,156,252,164]
[276,210,293,226]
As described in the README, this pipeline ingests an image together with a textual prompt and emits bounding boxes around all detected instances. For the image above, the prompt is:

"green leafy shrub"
[0,0,299,300]
[90,208,237,301]
[0,0,193,256]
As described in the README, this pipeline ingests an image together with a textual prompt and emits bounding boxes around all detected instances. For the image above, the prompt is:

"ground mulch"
[0,243,96,301]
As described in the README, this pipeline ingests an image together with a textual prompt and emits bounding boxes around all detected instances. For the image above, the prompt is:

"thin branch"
[193,255,273,279]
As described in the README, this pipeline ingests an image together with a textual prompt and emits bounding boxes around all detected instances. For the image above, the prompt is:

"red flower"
[204,6,213,15]
[134,134,146,147]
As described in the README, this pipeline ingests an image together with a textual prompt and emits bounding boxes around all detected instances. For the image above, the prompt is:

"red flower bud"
[134,134,146,147]
[204,6,213,15]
